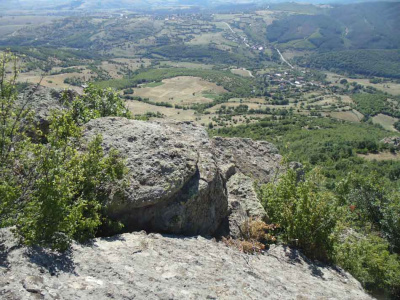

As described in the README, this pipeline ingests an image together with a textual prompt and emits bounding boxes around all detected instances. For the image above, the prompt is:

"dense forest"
[267,2,400,50]
[296,50,400,78]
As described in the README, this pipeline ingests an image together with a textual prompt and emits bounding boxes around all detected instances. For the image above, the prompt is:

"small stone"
[22,275,44,293]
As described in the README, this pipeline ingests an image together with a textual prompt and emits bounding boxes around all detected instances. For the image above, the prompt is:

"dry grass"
[326,72,400,96]
[207,102,295,113]
[0,25,24,37]
[100,61,124,79]
[111,58,151,70]
[213,14,243,21]
[0,16,60,37]
[372,114,399,131]
[326,110,363,123]
[228,97,268,104]
[254,10,276,25]
[125,100,262,128]
[230,68,253,77]
[17,69,95,93]
[187,32,226,45]
[207,102,261,113]
[339,95,354,104]
[133,76,226,106]
[159,61,214,70]
[100,59,152,79]
[0,15,59,26]
[222,218,277,254]
[126,100,198,121]
[358,152,400,161]
[281,50,312,60]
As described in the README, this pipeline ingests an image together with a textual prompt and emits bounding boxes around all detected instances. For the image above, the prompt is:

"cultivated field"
[326,72,400,96]
[206,102,294,113]
[126,99,262,128]
[358,152,400,161]
[325,110,363,123]
[159,61,214,70]
[228,97,268,104]
[231,68,254,77]
[372,114,399,131]
[126,100,197,121]
[132,76,227,106]
[110,58,151,71]
[17,69,95,92]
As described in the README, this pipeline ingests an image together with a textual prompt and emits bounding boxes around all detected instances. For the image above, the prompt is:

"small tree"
[258,168,340,261]
[0,53,129,250]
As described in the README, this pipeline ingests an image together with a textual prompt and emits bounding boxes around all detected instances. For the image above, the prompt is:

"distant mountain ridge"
[1,0,398,11]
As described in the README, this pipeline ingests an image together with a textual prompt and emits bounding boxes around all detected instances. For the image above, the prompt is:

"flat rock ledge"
[0,229,372,300]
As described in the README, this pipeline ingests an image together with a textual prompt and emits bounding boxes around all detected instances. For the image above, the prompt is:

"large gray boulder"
[84,117,228,236]
[18,86,76,136]
[0,228,373,300]
[82,118,286,237]
[212,137,283,184]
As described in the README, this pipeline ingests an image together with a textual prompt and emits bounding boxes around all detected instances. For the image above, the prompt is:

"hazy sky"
[1,0,397,11]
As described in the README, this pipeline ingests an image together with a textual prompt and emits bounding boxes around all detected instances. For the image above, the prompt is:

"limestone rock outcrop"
[0,228,373,300]
[226,172,268,238]
[82,117,286,237]
[19,86,76,135]
[83,118,229,236]
[212,136,282,184]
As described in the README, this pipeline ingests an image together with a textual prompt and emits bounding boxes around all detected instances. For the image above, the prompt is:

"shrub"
[258,167,340,261]
[335,172,386,226]
[0,53,129,250]
[333,233,400,296]
[381,196,400,253]
[67,83,132,125]
[223,218,277,254]
[336,173,400,252]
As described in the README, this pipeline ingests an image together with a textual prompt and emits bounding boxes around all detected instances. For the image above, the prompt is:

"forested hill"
[267,2,400,50]
[295,49,400,78]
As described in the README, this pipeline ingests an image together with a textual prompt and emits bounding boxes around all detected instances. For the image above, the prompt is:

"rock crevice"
[82,117,286,237]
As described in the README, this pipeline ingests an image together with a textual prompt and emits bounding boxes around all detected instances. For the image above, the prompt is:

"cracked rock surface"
[83,118,287,236]
[0,228,372,300]
[83,117,228,236]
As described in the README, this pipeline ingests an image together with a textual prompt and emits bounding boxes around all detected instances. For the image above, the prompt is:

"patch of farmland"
[126,100,197,122]
[17,69,94,93]
[327,110,363,123]
[326,72,400,96]
[372,114,399,131]
[358,152,400,161]
[132,76,227,106]
[159,61,214,70]
[228,97,268,104]
[230,68,253,77]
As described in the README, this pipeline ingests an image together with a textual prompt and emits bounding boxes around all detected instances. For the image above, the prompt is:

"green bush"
[334,233,400,296]
[258,167,340,261]
[67,83,132,125]
[0,53,129,250]
[258,165,400,297]
[335,173,400,254]
[335,173,387,227]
